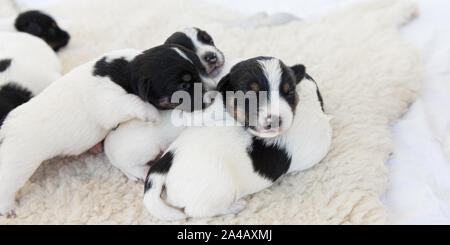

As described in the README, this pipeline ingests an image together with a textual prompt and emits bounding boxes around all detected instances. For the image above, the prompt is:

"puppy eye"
[250,82,260,92]
[287,88,296,95]
[181,73,192,82]
[201,34,214,45]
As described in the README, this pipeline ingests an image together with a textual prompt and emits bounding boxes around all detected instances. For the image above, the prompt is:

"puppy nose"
[203,52,217,64]
[264,115,282,130]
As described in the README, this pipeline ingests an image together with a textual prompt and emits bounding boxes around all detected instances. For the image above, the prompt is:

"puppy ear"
[217,74,230,92]
[136,77,152,101]
[291,64,306,84]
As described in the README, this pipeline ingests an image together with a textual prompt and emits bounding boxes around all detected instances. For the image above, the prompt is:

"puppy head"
[129,44,215,112]
[165,27,225,78]
[217,57,305,138]
[14,10,70,51]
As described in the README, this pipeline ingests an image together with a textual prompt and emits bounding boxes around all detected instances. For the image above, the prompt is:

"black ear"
[291,64,306,84]
[24,22,42,36]
[216,74,230,92]
[136,77,152,101]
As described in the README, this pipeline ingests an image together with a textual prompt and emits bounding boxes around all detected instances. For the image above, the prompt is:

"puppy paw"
[143,103,161,124]
[121,165,150,182]
[135,102,160,124]
[2,209,16,218]
[0,205,16,218]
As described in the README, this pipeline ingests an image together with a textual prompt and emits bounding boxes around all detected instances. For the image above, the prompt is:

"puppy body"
[104,111,184,180]
[104,28,222,181]
[0,44,214,216]
[0,11,70,126]
[0,32,61,95]
[143,57,332,220]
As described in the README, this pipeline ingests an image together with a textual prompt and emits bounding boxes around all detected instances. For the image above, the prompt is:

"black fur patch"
[280,62,303,111]
[164,32,196,52]
[248,137,292,182]
[94,45,209,112]
[129,45,208,111]
[0,83,33,126]
[144,179,152,192]
[144,151,174,193]
[0,59,12,72]
[14,10,70,51]
[304,73,324,111]
[195,28,214,45]
[93,57,133,93]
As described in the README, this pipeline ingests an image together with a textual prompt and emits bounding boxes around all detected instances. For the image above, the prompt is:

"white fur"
[0,49,160,216]
[0,32,61,95]
[104,112,184,181]
[143,75,332,220]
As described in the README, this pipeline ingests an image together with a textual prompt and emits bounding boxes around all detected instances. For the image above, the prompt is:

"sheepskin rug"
[0,0,17,18]
[0,0,421,224]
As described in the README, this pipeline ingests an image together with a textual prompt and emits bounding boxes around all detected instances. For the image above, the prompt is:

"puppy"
[104,27,223,181]
[143,57,332,220]
[1,10,70,51]
[0,11,70,125]
[165,27,224,78]
[0,44,211,217]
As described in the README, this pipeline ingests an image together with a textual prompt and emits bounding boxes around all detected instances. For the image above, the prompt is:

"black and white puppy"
[0,44,212,217]
[0,11,70,126]
[143,57,332,220]
[104,27,221,181]
[165,27,224,78]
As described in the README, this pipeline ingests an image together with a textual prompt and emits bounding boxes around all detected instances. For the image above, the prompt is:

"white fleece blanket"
[0,0,421,224]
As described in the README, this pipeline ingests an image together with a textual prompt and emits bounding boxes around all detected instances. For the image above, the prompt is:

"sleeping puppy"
[0,11,70,126]
[143,57,332,220]
[1,10,70,51]
[104,27,223,181]
[0,44,212,217]
[165,27,224,78]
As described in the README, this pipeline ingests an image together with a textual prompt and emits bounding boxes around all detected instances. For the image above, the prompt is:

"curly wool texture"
[0,0,421,224]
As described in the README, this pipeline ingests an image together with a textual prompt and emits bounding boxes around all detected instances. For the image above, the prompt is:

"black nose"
[203,52,217,64]
[264,116,282,130]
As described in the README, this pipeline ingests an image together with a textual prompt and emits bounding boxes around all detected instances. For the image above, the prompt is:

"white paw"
[222,200,247,215]
[144,103,161,124]
[121,165,150,182]
[0,203,16,218]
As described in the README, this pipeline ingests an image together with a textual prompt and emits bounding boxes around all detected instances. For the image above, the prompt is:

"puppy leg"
[0,144,45,217]
[120,95,160,124]
[104,124,162,181]
[183,183,238,219]
[119,164,150,181]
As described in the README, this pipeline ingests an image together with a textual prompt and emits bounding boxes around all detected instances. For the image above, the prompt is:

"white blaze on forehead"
[257,58,282,91]
[256,58,294,134]
[171,47,193,64]
[182,27,198,42]
[181,27,221,60]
